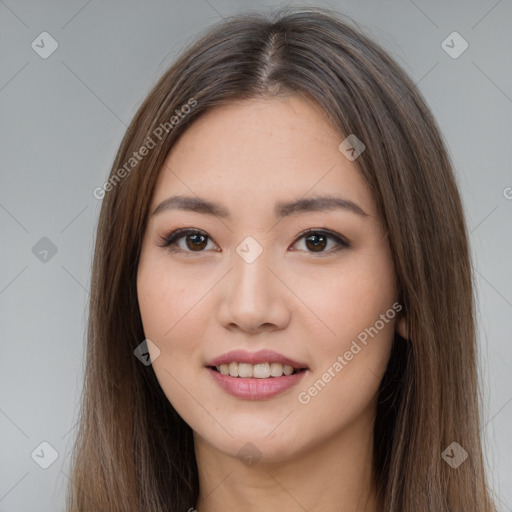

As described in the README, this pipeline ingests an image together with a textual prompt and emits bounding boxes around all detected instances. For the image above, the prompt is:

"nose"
[216,250,292,335]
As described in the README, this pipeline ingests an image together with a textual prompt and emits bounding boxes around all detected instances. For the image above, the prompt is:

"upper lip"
[206,350,308,369]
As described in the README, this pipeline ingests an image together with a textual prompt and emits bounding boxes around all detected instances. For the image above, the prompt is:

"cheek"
[136,258,207,362]
[137,260,211,418]
[293,281,397,435]
[292,251,397,410]
[293,255,397,351]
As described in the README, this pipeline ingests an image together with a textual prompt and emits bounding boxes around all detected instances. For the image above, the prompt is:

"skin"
[137,95,407,512]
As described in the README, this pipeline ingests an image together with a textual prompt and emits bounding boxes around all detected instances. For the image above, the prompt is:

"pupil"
[305,233,326,252]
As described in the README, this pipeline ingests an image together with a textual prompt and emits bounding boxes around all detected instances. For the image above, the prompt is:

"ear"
[395,313,408,340]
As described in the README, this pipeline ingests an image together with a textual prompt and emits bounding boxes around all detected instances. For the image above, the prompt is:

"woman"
[67,6,497,511]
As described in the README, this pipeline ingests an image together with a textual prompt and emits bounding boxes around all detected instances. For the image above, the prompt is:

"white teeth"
[270,362,284,376]
[283,364,294,375]
[238,363,253,378]
[214,362,302,378]
[253,363,270,378]
[228,362,238,377]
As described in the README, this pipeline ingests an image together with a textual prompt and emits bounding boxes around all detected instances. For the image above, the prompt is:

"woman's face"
[137,95,406,463]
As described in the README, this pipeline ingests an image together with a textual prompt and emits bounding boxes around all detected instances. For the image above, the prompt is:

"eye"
[291,229,350,254]
[157,228,218,253]
[157,228,350,255]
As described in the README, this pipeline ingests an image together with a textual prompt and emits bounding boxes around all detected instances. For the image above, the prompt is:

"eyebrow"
[151,194,369,219]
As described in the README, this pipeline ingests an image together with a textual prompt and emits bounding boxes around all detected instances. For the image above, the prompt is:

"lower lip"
[207,367,307,400]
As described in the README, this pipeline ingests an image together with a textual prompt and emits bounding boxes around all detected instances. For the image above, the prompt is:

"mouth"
[205,350,309,399]
[208,362,308,378]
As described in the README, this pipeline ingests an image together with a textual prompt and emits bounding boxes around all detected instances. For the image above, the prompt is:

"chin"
[228,436,303,466]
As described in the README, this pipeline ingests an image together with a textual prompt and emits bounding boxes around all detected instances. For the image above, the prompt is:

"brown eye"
[291,229,350,254]
[304,232,328,252]
[185,233,208,251]
[158,228,217,253]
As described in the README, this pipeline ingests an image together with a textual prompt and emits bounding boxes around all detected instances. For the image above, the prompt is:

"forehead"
[151,96,376,219]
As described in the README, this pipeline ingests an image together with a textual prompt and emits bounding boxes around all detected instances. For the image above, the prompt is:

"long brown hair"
[66,6,496,511]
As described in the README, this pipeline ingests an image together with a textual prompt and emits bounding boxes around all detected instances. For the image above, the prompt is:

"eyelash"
[157,228,350,256]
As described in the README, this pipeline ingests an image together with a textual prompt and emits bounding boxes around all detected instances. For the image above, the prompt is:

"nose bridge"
[217,239,290,332]
[230,243,274,307]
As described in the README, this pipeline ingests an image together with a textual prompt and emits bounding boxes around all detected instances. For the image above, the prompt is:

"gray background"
[0,0,511,510]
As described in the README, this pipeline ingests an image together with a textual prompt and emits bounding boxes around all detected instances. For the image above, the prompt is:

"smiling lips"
[206,349,308,400]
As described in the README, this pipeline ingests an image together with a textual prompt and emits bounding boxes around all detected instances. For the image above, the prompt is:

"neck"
[193,409,379,512]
